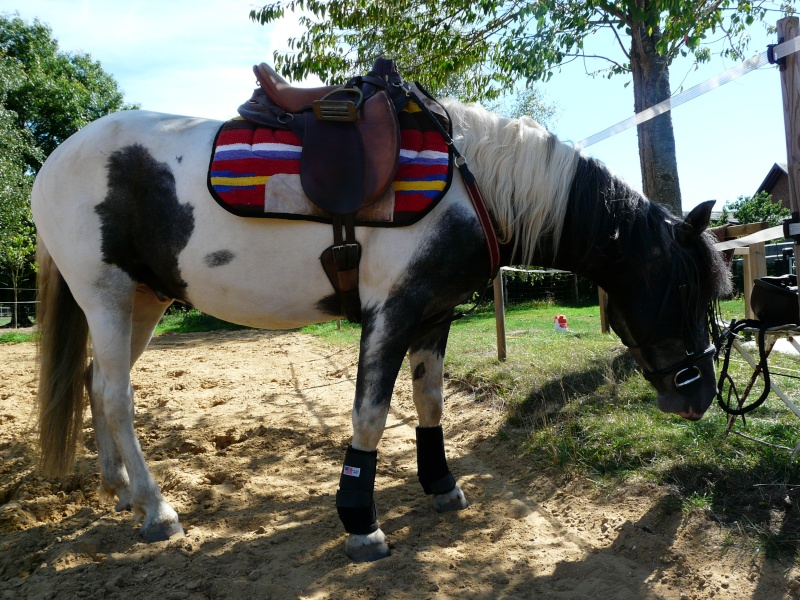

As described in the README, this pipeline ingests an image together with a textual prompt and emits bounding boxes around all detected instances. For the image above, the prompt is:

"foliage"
[0,14,137,324]
[0,14,138,172]
[250,1,791,214]
[715,191,790,227]
[250,1,790,101]
[490,86,558,129]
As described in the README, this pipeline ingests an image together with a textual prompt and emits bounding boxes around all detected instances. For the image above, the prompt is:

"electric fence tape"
[576,34,800,150]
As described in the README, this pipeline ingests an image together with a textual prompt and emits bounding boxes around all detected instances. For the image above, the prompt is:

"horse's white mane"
[441,99,579,265]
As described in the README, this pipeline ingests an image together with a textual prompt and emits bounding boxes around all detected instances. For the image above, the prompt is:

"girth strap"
[320,214,362,322]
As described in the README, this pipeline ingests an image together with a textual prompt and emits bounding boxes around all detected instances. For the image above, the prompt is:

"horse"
[31,98,731,562]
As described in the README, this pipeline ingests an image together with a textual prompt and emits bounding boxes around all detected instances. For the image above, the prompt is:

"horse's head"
[603,200,731,420]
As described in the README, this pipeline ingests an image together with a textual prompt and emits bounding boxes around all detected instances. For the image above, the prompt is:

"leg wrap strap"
[416,426,456,495]
[336,445,379,535]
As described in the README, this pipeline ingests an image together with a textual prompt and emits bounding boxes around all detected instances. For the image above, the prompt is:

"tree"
[0,14,137,172]
[716,191,790,227]
[251,1,793,215]
[0,14,137,326]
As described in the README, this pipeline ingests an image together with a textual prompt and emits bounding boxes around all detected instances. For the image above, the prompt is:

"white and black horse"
[32,99,730,561]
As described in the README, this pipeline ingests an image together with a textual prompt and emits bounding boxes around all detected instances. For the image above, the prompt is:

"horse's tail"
[36,238,90,477]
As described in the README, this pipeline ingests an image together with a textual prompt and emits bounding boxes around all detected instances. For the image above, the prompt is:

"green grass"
[153,308,248,335]
[0,330,34,343]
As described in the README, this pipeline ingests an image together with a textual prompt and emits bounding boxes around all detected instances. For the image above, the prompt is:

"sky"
[2,0,793,213]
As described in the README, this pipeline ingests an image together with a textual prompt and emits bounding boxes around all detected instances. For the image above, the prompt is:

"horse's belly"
[177,212,420,329]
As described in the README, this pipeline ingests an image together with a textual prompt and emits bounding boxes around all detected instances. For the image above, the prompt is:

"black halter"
[616,254,714,394]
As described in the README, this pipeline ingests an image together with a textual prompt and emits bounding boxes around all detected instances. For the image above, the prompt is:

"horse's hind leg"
[408,319,469,512]
[84,278,181,541]
[91,285,173,515]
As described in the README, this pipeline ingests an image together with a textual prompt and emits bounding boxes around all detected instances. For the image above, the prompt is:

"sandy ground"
[1,328,799,599]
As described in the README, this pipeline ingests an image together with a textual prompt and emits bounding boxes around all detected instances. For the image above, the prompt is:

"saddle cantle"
[239,58,403,215]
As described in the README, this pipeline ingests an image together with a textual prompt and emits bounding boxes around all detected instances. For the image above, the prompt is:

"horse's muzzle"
[653,353,717,419]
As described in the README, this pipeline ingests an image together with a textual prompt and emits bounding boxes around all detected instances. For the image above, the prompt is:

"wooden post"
[494,270,507,361]
[598,287,609,333]
[777,17,800,321]
[738,244,768,318]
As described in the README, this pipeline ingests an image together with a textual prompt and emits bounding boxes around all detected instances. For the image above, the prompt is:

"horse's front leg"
[337,308,416,562]
[408,318,469,512]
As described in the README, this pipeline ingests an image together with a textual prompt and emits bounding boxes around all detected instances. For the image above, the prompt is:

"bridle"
[610,253,714,394]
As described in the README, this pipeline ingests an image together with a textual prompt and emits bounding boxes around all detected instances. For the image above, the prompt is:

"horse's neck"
[527,158,656,293]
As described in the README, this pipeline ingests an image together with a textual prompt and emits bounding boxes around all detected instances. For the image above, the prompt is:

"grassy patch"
[154,308,248,335]
[0,330,34,344]
[300,319,361,346]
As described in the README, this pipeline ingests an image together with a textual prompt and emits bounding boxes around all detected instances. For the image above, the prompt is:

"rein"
[397,81,502,280]
[714,318,776,417]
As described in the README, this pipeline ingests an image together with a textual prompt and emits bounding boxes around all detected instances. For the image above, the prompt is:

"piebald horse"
[32,99,730,561]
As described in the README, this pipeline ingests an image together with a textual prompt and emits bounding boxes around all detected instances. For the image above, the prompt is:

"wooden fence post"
[777,17,800,322]
[598,288,609,334]
[494,270,507,361]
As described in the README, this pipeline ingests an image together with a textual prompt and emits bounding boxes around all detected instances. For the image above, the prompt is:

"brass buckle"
[312,88,363,122]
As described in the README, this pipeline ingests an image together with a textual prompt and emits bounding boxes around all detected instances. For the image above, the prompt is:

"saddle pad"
[207,101,453,226]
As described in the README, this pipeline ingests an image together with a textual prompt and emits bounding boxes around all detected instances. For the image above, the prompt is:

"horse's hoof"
[345,529,390,562]
[433,485,469,512]
[141,520,184,543]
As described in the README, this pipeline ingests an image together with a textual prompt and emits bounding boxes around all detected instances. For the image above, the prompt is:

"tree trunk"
[629,20,682,216]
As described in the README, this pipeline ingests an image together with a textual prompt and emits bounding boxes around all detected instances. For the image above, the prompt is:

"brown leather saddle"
[239,59,403,216]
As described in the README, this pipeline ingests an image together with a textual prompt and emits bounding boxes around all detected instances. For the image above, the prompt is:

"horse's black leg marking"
[413,362,426,381]
[204,249,235,268]
[337,204,485,559]
[95,144,194,302]
[337,301,424,561]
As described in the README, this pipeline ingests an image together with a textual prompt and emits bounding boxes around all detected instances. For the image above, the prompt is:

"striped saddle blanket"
[207,100,453,226]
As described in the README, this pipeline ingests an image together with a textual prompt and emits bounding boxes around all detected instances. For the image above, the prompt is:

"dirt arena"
[1,329,798,599]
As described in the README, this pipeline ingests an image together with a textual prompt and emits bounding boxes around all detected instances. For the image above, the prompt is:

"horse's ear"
[678,200,715,241]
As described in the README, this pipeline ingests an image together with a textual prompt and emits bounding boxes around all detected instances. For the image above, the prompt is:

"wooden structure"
[719,17,800,455]
[711,221,770,319]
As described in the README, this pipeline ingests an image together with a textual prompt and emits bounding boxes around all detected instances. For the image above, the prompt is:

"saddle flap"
[301,90,399,215]
[301,114,367,214]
